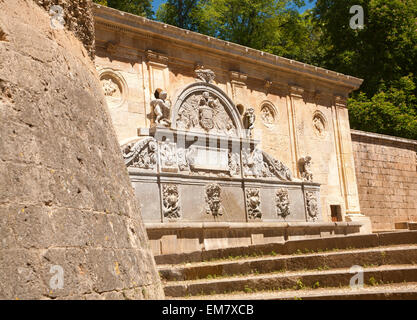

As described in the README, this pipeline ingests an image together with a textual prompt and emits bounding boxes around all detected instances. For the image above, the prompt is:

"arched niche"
[170,82,244,138]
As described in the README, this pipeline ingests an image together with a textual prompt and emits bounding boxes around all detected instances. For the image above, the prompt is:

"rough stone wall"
[36,0,95,58]
[352,130,417,231]
[0,0,164,299]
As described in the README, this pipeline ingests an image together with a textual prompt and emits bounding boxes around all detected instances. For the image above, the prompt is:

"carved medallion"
[313,112,326,138]
[162,184,181,219]
[305,191,319,221]
[246,188,262,220]
[205,183,223,217]
[151,89,171,127]
[261,104,276,128]
[122,137,157,170]
[99,71,125,108]
[276,188,290,219]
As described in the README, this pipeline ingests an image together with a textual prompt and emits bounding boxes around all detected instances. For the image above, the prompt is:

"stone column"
[0,0,164,299]
[287,85,304,177]
[332,96,371,232]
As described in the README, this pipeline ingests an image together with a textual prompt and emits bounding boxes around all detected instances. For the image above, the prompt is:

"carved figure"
[246,188,262,220]
[162,184,181,219]
[205,183,223,216]
[299,156,313,181]
[276,188,290,218]
[102,78,118,96]
[313,115,325,136]
[122,137,157,169]
[305,191,319,221]
[243,108,256,137]
[195,65,215,83]
[151,90,171,126]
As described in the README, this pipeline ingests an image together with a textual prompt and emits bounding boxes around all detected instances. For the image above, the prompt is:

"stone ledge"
[145,221,362,230]
[351,130,417,148]
[146,221,364,256]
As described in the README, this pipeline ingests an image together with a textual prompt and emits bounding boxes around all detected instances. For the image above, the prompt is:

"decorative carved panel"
[246,188,262,220]
[205,183,223,217]
[276,188,290,219]
[162,184,181,219]
[305,191,319,222]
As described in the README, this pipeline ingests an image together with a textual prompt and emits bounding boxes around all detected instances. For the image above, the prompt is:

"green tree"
[313,0,417,97]
[313,0,417,138]
[92,0,154,18]
[156,0,200,30]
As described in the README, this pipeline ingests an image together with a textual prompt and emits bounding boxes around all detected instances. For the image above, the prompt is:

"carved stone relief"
[228,151,241,176]
[162,184,181,219]
[260,104,276,128]
[175,90,237,136]
[102,78,118,96]
[243,108,256,137]
[313,112,326,138]
[122,137,157,170]
[151,89,171,127]
[276,188,290,219]
[205,183,223,217]
[159,139,178,172]
[305,191,319,221]
[195,65,215,83]
[99,71,125,108]
[246,188,262,220]
[299,156,313,181]
[242,147,293,181]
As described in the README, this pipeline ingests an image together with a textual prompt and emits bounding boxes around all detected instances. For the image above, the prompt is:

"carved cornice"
[146,50,169,66]
[334,95,348,108]
[92,4,363,91]
[229,71,248,85]
[288,85,304,99]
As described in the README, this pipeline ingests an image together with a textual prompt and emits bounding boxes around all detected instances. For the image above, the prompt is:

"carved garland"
[305,191,319,221]
[276,188,290,219]
[162,184,181,219]
[205,183,223,217]
[246,188,262,220]
[122,137,157,170]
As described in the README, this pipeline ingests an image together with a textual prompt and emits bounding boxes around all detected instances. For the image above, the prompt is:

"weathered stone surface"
[352,130,417,231]
[0,0,163,299]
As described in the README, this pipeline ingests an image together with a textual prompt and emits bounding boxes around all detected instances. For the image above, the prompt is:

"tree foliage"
[92,0,154,18]
[313,0,417,139]
[156,0,200,30]
[96,0,417,139]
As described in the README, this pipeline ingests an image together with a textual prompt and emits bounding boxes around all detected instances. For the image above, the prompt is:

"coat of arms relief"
[175,90,238,137]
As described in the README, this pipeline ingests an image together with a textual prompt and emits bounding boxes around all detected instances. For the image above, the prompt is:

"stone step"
[159,245,417,281]
[155,231,417,265]
[163,264,417,297]
[181,282,417,300]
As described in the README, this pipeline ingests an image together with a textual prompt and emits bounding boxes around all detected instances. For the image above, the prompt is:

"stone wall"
[0,0,164,299]
[352,130,417,231]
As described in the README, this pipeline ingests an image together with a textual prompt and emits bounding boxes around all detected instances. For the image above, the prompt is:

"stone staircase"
[155,231,417,300]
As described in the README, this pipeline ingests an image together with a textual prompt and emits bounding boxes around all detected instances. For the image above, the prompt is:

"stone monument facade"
[92,4,369,254]
[0,0,164,299]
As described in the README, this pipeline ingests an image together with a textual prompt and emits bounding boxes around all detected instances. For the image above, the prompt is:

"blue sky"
[152,1,316,14]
